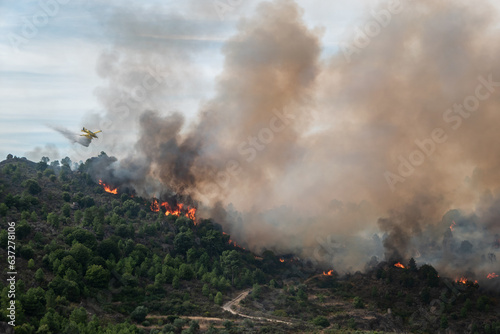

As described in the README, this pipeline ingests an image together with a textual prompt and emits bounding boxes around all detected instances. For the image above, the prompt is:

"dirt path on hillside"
[145,289,293,328]
[222,289,293,325]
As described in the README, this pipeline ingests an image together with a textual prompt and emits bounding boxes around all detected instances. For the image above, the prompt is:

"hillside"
[0,155,499,334]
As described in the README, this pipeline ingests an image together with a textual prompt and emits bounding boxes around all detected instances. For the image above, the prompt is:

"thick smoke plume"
[88,0,500,281]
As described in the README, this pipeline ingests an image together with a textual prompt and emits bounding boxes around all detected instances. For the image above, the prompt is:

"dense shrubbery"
[0,157,498,333]
[0,157,283,333]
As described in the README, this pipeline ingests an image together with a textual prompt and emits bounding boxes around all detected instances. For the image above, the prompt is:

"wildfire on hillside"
[455,277,478,284]
[279,258,285,263]
[229,239,245,249]
[450,221,456,231]
[323,270,334,276]
[99,180,118,194]
[222,232,245,249]
[394,262,405,269]
[487,273,499,279]
[149,198,196,220]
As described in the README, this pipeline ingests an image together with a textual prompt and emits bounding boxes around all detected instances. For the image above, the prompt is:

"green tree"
[202,284,210,297]
[61,156,71,167]
[179,263,194,280]
[19,245,34,259]
[97,239,120,260]
[62,203,71,218]
[47,212,60,228]
[123,199,141,218]
[189,320,200,333]
[23,287,46,316]
[16,220,31,239]
[252,283,261,299]
[23,179,41,195]
[38,308,62,333]
[220,250,240,286]
[297,286,307,301]
[172,276,180,289]
[70,306,87,324]
[66,229,97,250]
[214,292,223,305]
[174,231,194,255]
[74,210,82,224]
[70,242,92,266]
[222,320,233,330]
[187,248,197,263]
[312,316,330,328]
[84,264,110,288]
[353,296,364,308]
[408,257,417,271]
[0,203,8,216]
[131,306,148,323]
[62,192,71,202]
[59,255,81,275]
[419,264,439,287]
[35,268,45,283]
[0,230,7,248]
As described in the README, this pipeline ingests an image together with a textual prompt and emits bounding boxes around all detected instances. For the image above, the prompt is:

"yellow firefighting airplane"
[80,127,102,139]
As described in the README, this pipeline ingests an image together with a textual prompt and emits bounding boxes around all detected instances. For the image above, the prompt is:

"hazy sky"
[0,0,373,163]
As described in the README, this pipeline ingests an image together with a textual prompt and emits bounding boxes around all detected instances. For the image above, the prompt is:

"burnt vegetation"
[0,155,499,334]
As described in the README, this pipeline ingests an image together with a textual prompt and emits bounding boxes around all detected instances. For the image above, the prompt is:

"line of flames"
[150,198,196,220]
[323,270,334,276]
[487,273,499,279]
[99,180,118,194]
[455,276,478,284]
[222,232,245,249]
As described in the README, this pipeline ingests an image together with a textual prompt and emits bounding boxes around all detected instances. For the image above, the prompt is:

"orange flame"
[150,199,160,212]
[99,180,118,194]
[450,221,456,231]
[394,262,405,269]
[228,238,245,249]
[323,270,334,276]
[186,207,196,220]
[487,273,499,279]
[161,202,182,216]
[150,200,197,220]
[455,277,468,284]
[279,258,285,263]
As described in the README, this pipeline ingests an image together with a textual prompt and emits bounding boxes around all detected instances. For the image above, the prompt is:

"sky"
[0,0,372,164]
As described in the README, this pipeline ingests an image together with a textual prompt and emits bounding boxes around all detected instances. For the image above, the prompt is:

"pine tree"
[214,292,223,305]
[408,258,417,271]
